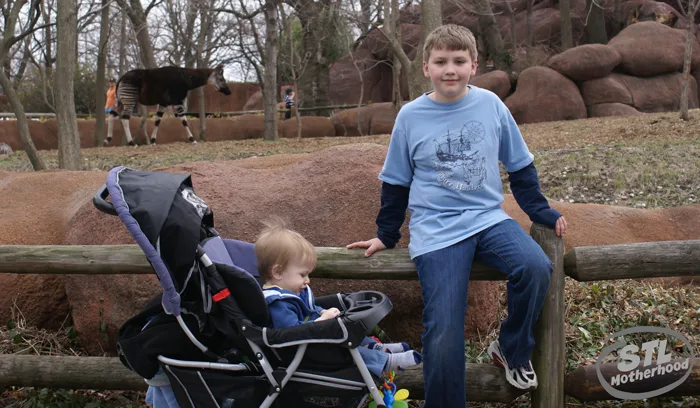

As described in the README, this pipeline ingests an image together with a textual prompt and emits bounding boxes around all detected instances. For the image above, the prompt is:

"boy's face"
[272,261,313,295]
[422,47,477,103]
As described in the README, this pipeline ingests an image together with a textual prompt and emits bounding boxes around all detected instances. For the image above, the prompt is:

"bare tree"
[379,0,442,99]
[0,0,47,170]
[114,0,158,68]
[56,0,81,169]
[679,0,700,120]
[526,0,533,64]
[262,0,280,141]
[280,6,311,138]
[94,0,112,146]
[285,0,342,108]
[560,0,574,49]
[585,0,608,44]
[474,0,510,70]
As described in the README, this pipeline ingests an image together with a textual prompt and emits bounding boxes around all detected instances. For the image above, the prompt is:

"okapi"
[106,65,231,146]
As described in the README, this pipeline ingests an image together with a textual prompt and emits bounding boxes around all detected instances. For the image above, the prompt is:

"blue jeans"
[414,219,552,408]
[357,336,388,377]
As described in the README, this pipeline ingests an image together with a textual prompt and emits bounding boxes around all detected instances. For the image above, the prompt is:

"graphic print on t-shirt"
[433,121,487,191]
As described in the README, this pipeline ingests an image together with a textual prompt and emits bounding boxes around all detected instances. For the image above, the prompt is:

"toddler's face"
[275,261,313,295]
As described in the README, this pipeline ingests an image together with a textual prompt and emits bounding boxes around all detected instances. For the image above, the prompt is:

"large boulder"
[330,103,398,136]
[0,170,105,330]
[608,21,700,77]
[505,66,587,124]
[581,72,698,113]
[588,103,644,117]
[623,72,699,112]
[620,0,685,29]
[470,70,512,100]
[547,44,622,81]
[579,73,634,106]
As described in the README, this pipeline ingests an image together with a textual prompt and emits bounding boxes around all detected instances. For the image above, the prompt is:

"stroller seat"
[94,166,395,408]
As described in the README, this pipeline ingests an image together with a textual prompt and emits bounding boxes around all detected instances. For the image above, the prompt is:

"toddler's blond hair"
[255,216,317,282]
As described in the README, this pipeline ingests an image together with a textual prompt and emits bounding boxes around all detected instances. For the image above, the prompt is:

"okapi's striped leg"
[116,83,139,146]
[150,105,166,145]
[173,104,196,144]
[105,110,120,145]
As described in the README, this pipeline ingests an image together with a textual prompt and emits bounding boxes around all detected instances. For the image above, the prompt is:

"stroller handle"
[93,184,118,216]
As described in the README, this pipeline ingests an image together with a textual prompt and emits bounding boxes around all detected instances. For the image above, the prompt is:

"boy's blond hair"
[255,216,317,282]
[423,24,478,62]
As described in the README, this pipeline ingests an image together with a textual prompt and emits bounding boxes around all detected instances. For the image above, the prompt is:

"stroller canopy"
[106,165,214,316]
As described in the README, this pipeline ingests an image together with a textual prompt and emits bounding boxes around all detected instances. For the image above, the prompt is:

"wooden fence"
[0,224,698,406]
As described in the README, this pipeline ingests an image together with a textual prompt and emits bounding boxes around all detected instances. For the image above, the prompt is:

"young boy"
[347,24,567,408]
[255,219,423,378]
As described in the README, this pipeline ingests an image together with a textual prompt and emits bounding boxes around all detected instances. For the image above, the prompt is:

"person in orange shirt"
[105,78,117,114]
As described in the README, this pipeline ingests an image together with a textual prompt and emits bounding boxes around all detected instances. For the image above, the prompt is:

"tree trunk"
[56,0,81,170]
[504,0,518,56]
[391,0,402,108]
[115,0,157,69]
[526,0,534,65]
[294,0,338,110]
[12,39,31,90]
[408,0,442,99]
[94,0,110,147]
[560,0,574,49]
[118,10,128,146]
[359,0,372,35]
[476,0,510,71]
[586,0,608,44]
[680,0,697,121]
[263,0,279,141]
[119,11,127,76]
[42,0,54,77]
[0,70,46,171]
[613,0,622,36]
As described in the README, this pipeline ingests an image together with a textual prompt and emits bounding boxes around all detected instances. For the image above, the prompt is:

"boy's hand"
[346,237,387,257]
[555,216,567,237]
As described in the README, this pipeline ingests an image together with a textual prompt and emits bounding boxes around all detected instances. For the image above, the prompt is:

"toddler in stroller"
[93,166,418,408]
[255,218,422,378]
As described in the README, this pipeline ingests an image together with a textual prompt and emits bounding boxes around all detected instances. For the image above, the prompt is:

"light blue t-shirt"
[379,85,534,259]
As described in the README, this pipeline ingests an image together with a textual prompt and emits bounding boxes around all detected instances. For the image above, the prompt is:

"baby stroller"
[93,166,396,408]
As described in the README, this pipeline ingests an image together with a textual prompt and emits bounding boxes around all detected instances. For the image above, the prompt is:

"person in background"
[105,78,117,115]
[284,88,295,120]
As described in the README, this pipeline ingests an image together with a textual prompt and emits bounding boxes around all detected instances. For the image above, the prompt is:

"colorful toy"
[369,371,410,408]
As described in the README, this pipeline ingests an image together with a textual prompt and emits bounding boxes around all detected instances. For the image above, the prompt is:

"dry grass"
[1,110,699,407]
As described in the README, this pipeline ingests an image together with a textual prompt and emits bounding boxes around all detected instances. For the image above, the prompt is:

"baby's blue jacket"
[262,285,325,329]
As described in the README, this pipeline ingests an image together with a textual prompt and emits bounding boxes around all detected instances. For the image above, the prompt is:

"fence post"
[530,223,565,407]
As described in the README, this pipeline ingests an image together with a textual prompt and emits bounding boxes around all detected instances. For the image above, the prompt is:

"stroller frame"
[95,166,394,408]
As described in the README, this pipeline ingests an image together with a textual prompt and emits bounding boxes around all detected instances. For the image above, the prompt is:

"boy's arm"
[376,182,410,249]
[497,100,561,229]
[508,162,562,228]
[268,301,306,329]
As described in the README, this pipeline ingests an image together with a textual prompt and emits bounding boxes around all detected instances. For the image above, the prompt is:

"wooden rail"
[1,233,699,405]
[0,355,527,403]
[2,240,698,281]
